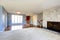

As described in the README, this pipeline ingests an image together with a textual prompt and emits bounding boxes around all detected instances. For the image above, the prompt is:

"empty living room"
[0,0,60,40]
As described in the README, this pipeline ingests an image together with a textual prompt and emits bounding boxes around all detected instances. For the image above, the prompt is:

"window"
[12,15,23,23]
[11,15,23,30]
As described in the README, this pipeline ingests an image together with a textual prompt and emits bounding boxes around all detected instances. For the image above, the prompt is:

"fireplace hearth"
[47,21,60,32]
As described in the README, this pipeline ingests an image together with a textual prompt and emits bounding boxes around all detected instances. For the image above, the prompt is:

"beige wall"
[37,13,43,21]
[32,15,37,26]
[43,7,60,28]
[37,13,43,25]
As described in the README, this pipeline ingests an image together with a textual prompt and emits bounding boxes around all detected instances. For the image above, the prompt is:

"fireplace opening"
[47,21,60,32]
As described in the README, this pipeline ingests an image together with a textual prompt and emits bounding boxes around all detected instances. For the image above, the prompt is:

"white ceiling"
[0,0,60,14]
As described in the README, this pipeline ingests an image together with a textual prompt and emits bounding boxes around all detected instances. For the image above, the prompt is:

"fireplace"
[47,21,60,32]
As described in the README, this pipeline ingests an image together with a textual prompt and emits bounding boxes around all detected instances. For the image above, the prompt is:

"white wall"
[43,7,60,28]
